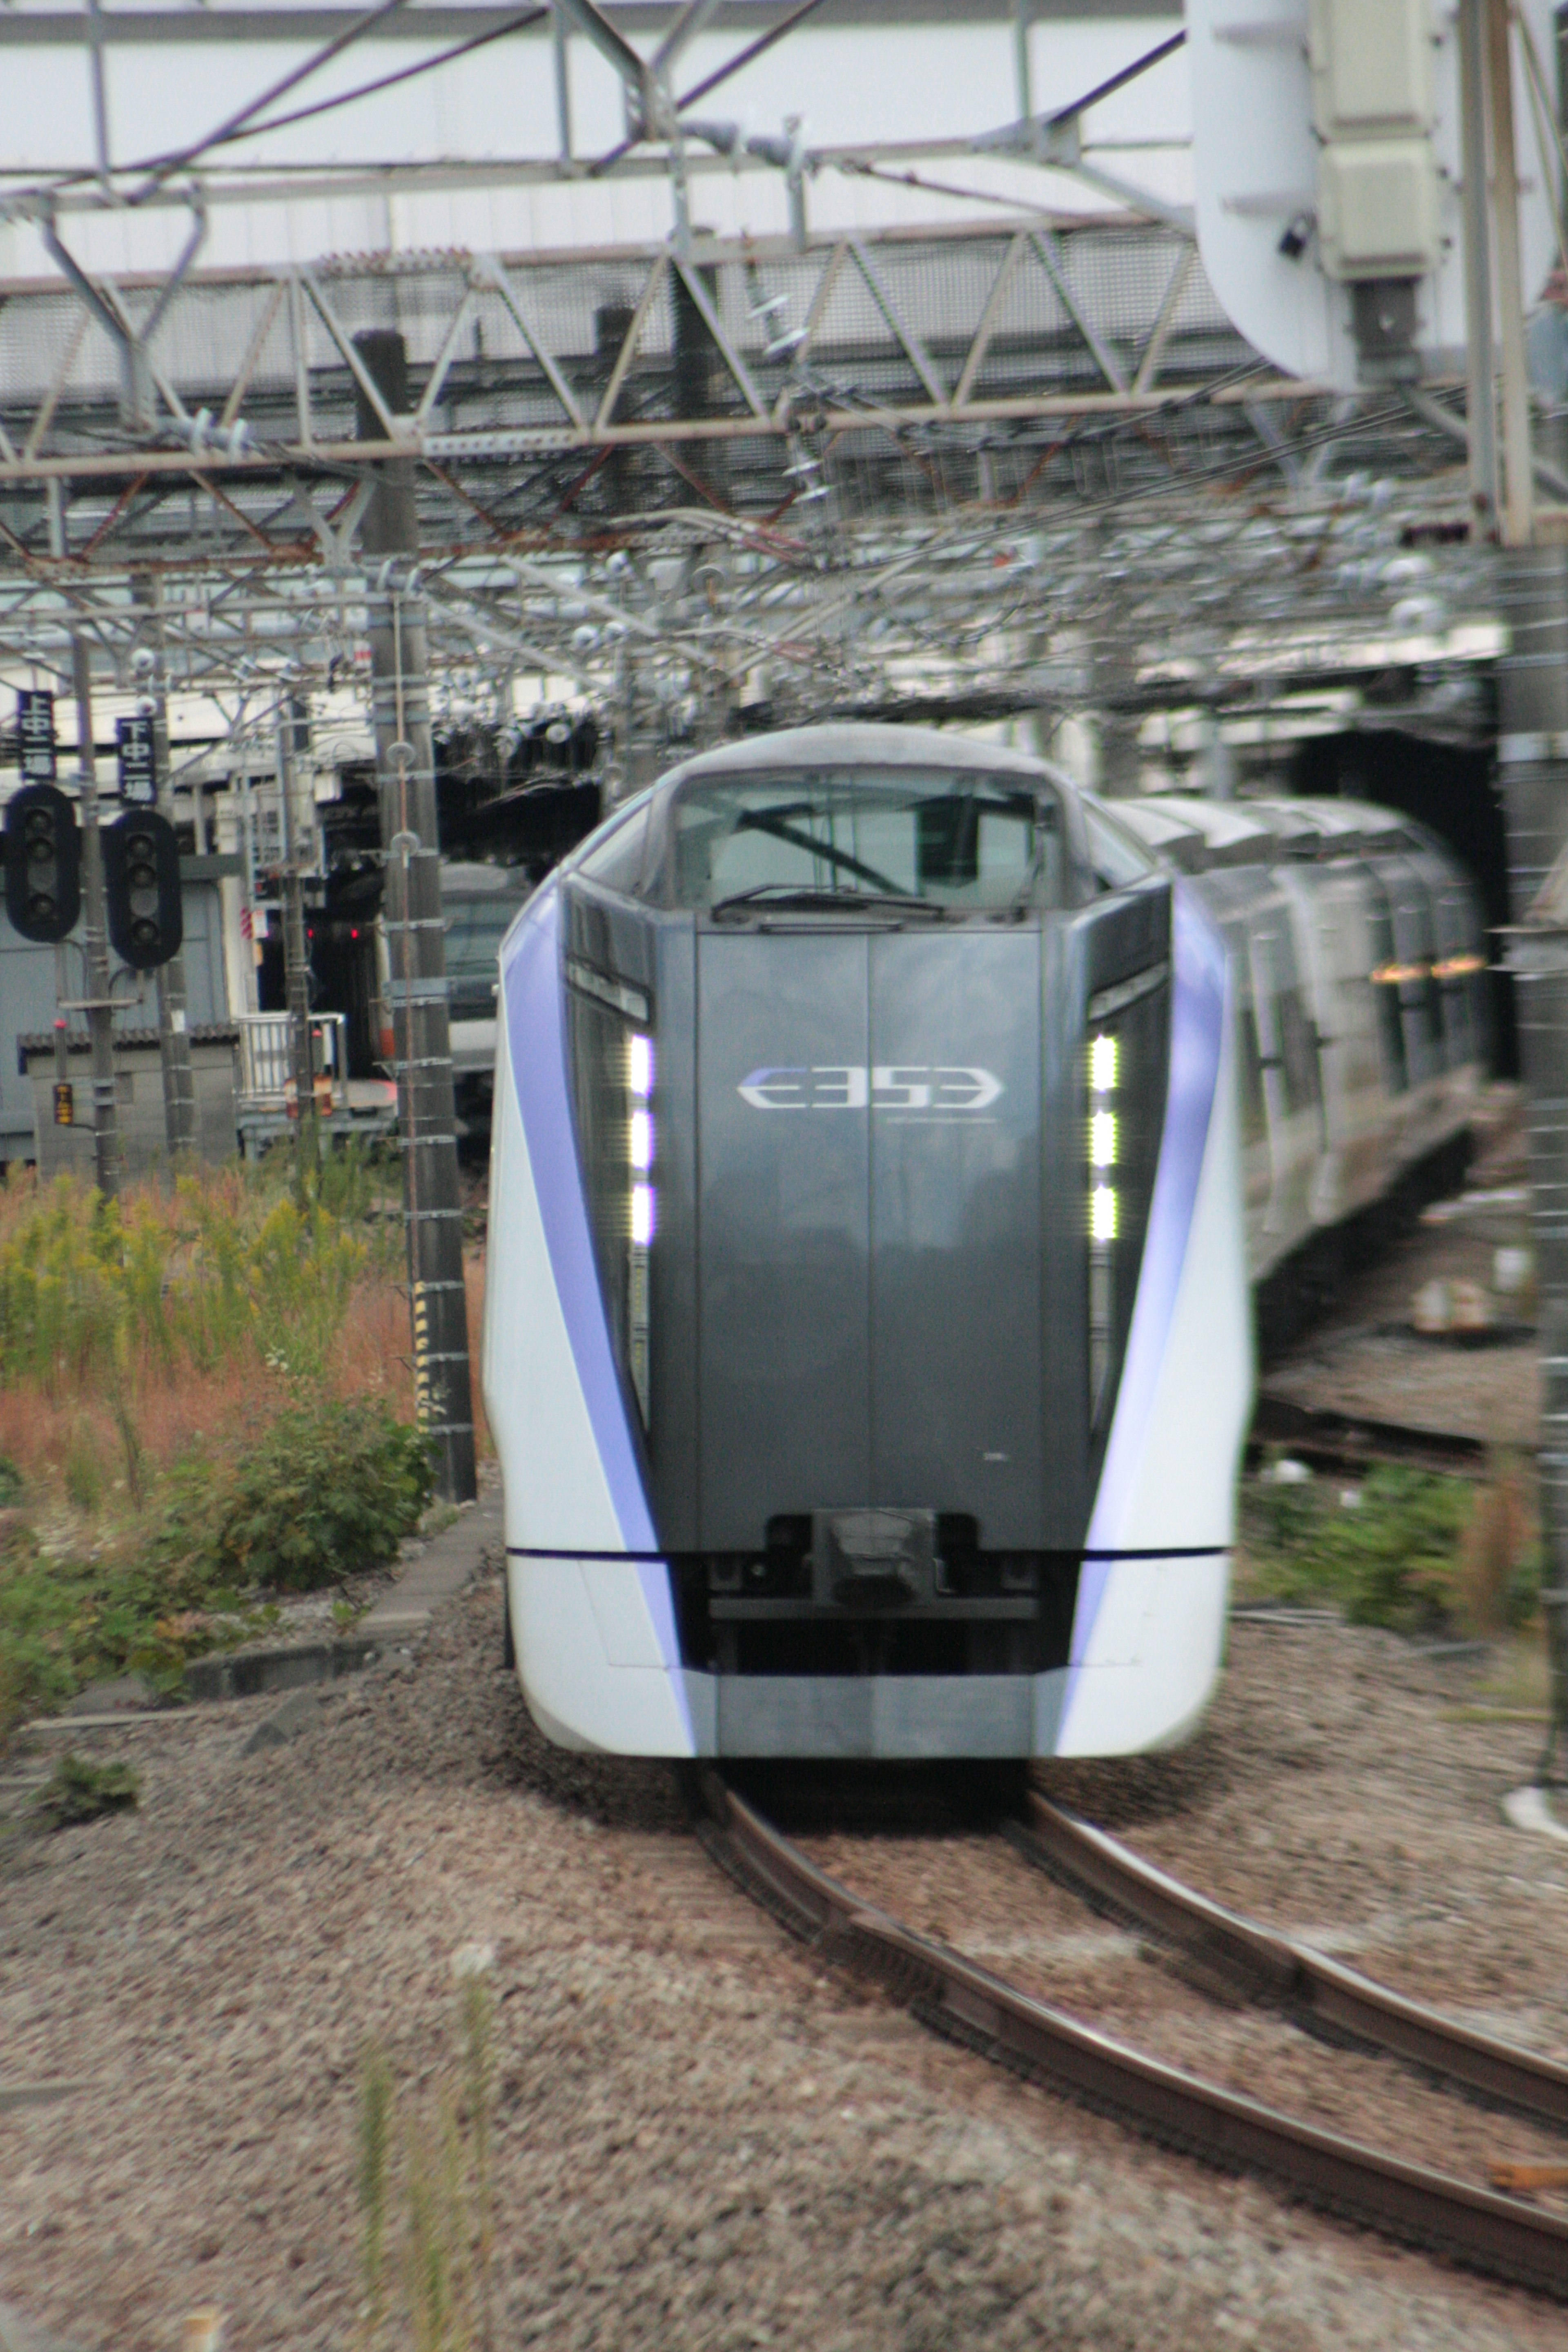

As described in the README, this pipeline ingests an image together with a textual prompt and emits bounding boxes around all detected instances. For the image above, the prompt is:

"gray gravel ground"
[1,1582,1563,2351]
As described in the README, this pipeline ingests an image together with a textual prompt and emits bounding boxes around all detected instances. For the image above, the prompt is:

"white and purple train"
[483,724,1265,1760]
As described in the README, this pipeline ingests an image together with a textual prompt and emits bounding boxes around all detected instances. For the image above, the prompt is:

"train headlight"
[1087,1028,1120,1422]
[628,1033,655,1424]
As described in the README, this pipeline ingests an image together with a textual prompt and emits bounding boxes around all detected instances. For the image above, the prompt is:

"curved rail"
[696,1771,1568,2301]
[1017,1794,1568,2132]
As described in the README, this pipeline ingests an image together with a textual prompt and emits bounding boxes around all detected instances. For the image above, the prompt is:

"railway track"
[1013,1795,1568,2131]
[696,1771,1568,2302]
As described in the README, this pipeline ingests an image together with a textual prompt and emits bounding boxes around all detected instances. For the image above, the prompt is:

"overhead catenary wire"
[149,6,550,165]
[125,0,420,203]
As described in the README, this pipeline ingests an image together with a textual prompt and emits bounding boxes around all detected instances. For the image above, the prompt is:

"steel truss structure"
[0,1,1533,768]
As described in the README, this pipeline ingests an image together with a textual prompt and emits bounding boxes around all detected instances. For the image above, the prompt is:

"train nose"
[694,924,1048,1550]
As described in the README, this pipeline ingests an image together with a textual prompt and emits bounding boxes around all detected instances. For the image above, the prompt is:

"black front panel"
[867,929,1045,1544]
[1071,880,1172,1495]
[646,915,700,1548]
[561,879,659,1464]
[563,864,1172,1684]
[696,931,872,1544]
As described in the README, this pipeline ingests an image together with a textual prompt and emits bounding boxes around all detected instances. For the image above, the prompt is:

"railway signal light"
[103,807,182,969]
[4,782,82,943]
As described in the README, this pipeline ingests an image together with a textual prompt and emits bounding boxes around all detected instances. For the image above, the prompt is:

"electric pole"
[134,572,196,1165]
[354,328,477,1505]
[1460,0,1568,1779]
[276,708,320,1188]
[69,635,121,1201]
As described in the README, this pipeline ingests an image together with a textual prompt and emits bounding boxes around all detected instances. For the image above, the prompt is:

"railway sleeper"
[1016,1797,1568,2134]
[696,1775,1568,2302]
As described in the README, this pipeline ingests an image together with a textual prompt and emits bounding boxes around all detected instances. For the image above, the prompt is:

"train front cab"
[484,732,1253,1761]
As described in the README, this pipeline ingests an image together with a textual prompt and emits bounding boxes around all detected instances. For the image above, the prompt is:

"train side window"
[1228,926,1268,1148]
[1403,869,1446,1079]
[1275,986,1321,1115]
[1435,887,1488,1070]
[1259,922,1321,1117]
[576,802,649,898]
[1236,999,1267,1147]
[1362,871,1409,1095]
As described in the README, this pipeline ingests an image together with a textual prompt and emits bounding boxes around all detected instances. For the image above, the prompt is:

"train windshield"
[664,768,1065,914]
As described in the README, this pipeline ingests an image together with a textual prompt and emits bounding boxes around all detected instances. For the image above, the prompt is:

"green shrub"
[1506,1542,1544,1629]
[1321,1466,1469,1631]
[308,1136,399,1228]
[0,1535,86,1734]
[39,1752,139,1826]
[1243,1466,1324,1563]
[0,1455,21,1506]
[0,1522,280,1739]
[0,1398,430,1741]
[1241,1463,1472,1633]
[151,1394,435,1594]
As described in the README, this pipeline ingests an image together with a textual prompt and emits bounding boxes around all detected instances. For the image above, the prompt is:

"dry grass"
[0,1165,491,1738]
[0,1165,490,1549]
[327,1255,490,1457]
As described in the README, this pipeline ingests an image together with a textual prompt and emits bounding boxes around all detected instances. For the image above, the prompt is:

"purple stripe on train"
[502,884,690,1731]
[1065,882,1229,1688]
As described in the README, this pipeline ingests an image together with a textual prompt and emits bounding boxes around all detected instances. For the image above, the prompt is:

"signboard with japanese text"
[17,689,56,784]
[115,714,157,806]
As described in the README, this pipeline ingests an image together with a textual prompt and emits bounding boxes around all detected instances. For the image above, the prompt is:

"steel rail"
[1016,1793,1568,2132]
[696,1770,1568,2301]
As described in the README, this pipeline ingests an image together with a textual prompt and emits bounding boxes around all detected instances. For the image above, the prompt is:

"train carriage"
[1104,793,1487,1293]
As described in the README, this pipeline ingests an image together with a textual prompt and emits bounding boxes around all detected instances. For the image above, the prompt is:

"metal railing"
[234,1010,347,1112]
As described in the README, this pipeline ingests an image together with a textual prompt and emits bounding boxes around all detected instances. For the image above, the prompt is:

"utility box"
[1309,0,1439,283]
[1308,0,1433,137]
[1317,141,1441,280]
[19,1027,242,1179]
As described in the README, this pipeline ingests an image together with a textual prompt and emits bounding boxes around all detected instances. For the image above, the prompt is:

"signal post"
[6,658,185,1202]
[133,574,197,1165]
[354,326,477,1507]
[1459,0,1568,1784]
[70,636,122,1202]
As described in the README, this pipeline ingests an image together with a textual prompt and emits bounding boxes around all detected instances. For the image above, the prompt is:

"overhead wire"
[130,0,420,198]
[10,0,423,207]
[178,6,551,157]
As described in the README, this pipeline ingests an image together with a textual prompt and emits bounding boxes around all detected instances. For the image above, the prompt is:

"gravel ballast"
[1,1585,1564,2351]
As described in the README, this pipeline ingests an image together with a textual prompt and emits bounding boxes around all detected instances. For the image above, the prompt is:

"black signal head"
[4,782,81,943]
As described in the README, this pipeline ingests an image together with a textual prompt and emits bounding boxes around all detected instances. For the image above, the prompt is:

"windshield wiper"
[709,884,946,921]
